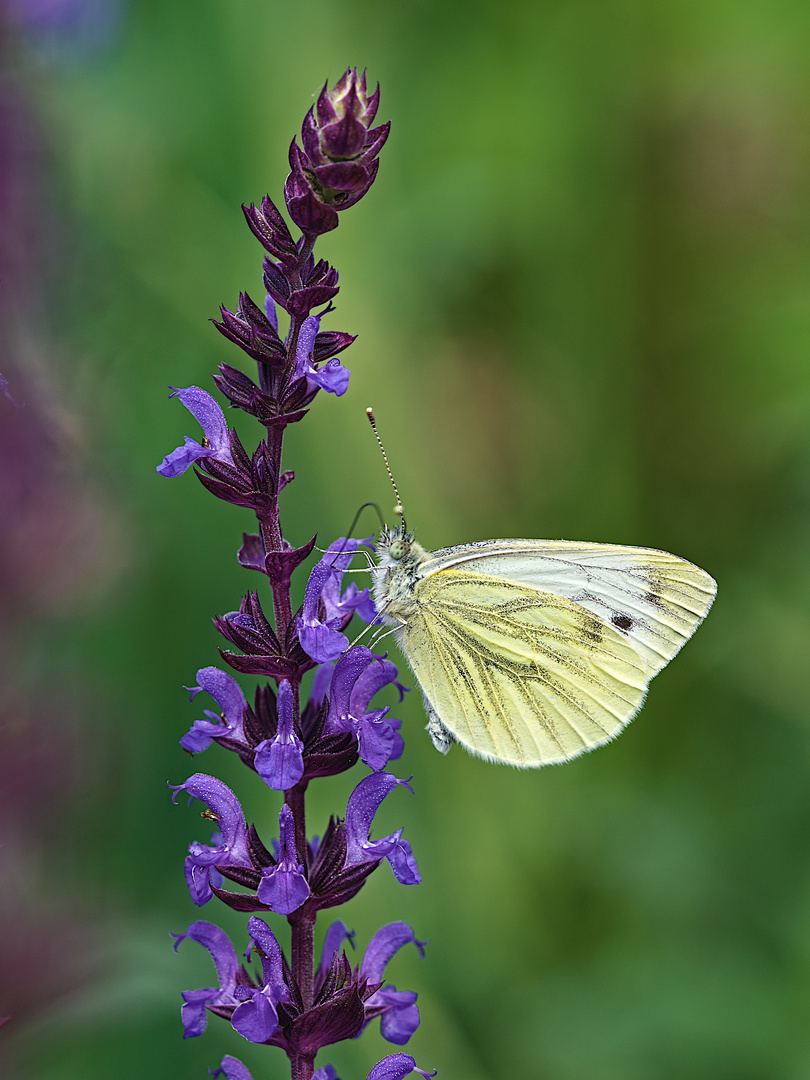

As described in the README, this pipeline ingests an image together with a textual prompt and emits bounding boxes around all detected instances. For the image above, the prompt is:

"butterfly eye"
[389,539,408,561]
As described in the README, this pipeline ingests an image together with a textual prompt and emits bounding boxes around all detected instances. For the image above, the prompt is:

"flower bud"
[285,68,390,235]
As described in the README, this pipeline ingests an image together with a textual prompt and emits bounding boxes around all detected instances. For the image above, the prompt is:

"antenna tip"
[366,407,375,420]
[393,503,403,516]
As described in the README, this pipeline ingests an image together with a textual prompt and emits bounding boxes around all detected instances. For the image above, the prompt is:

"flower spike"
[162,72,434,1080]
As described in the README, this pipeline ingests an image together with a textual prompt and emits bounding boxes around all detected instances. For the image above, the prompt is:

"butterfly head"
[375,524,427,572]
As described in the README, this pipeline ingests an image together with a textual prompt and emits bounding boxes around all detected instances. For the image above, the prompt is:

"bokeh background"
[3,1,810,1078]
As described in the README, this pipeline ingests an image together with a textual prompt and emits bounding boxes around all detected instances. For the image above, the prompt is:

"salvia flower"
[297,537,376,663]
[157,386,234,478]
[231,917,291,1042]
[326,647,404,771]
[344,773,421,885]
[214,1054,436,1080]
[177,916,422,1055]
[170,774,251,906]
[212,1055,254,1080]
[181,667,248,754]
[256,803,309,913]
[174,917,290,1044]
[366,1055,438,1080]
[319,536,377,624]
[360,922,426,1044]
[172,921,241,1038]
[253,680,304,790]
[293,312,351,397]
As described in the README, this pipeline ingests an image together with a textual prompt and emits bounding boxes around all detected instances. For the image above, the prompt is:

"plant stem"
[265,232,318,1080]
[290,1050,316,1080]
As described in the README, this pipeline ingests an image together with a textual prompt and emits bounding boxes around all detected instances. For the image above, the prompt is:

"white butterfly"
[371,529,716,767]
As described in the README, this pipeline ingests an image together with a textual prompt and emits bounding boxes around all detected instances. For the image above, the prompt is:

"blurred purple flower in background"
[3,0,124,60]
[0,2,124,1048]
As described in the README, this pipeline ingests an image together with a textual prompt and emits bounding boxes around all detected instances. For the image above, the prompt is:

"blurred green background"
[3,1,810,1078]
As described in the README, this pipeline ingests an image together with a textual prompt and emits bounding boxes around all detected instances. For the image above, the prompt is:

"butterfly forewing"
[403,569,649,767]
[420,540,717,677]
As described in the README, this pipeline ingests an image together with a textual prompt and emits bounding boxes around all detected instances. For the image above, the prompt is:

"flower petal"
[156,386,234,477]
[361,922,425,983]
[173,774,251,861]
[171,920,239,991]
[313,1067,340,1080]
[256,804,310,914]
[213,1056,254,1080]
[231,988,280,1043]
[318,919,356,979]
[375,987,420,1045]
[246,916,287,987]
[366,1054,436,1080]
[254,680,304,790]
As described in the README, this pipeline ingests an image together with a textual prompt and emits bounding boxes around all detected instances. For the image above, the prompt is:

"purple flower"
[173,917,290,1044]
[326,648,404,771]
[180,667,247,753]
[319,537,377,625]
[6,0,125,58]
[231,917,291,1042]
[212,1057,254,1080]
[316,920,356,983]
[157,386,234,478]
[256,803,310,914]
[253,680,304,790]
[297,537,375,663]
[344,773,421,885]
[264,292,279,332]
[310,662,335,709]
[170,774,251,906]
[367,1055,437,1080]
[309,920,422,1050]
[361,923,425,1045]
[312,1059,436,1080]
[294,313,351,397]
[172,921,240,1038]
[0,372,20,408]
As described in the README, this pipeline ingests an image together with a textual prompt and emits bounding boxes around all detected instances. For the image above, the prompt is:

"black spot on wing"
[611,613,634,632]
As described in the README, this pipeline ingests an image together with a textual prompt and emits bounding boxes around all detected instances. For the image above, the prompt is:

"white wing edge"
[422,537,715,579]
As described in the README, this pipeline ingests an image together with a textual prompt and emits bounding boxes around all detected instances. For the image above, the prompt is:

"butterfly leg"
[425,700,455,755]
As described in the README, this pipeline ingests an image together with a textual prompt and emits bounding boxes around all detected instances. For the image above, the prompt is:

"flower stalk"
[159,71,433,1080]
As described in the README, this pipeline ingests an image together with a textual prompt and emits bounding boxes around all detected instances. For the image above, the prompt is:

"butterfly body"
[372,527,716,767]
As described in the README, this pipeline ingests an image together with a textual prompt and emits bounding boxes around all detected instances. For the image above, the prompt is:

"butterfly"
[371,528,716,767]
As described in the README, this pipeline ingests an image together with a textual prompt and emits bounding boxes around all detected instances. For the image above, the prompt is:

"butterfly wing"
[401,568,649,767]
[420,540,716,677]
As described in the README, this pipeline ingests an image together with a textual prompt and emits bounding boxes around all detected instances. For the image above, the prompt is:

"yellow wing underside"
[403,570,650,767]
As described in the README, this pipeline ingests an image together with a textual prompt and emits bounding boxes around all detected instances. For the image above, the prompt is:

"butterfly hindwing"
[401,568,649,767]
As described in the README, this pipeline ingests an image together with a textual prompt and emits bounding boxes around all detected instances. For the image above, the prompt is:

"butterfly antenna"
[366,407,406,531]
[321,502,384,571]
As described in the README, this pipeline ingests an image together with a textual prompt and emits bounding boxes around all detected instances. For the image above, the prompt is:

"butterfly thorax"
[373,526,430,624]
